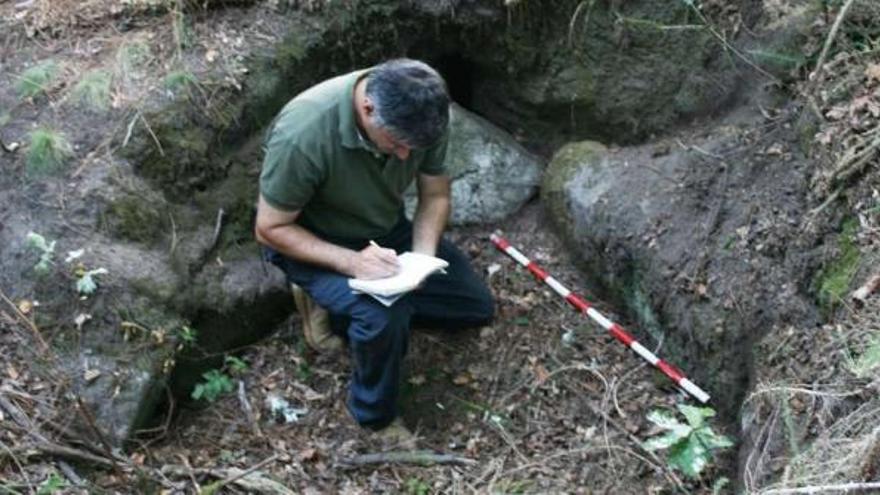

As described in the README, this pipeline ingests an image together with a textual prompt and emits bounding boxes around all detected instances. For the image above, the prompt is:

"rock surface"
[406,104,543,225]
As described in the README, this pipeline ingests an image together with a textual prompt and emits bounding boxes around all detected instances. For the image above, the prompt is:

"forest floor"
[1,0,879,494]
[1,200,721,493]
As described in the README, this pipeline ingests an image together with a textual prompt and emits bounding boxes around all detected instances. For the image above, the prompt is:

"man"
[255,59,494,440]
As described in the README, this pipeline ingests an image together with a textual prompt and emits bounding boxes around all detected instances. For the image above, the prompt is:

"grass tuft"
[16,60,59,99]
[27,128,73,176]
[164,70,198,93]
[115,41,151,76]
[71,70,112,111]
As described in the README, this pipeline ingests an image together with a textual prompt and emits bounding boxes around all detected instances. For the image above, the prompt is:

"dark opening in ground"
[427,52,476,110]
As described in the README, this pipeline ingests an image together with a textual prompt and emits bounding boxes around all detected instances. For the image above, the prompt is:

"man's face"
[368,124,411,161]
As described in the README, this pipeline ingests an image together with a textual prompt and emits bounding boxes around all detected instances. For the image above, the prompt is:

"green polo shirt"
[260,69,448,240]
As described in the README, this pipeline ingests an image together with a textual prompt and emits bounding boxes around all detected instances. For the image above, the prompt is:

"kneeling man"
[255,59,494,439]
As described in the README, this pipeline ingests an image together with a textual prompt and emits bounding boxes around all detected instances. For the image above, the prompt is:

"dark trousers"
[264,217,494,429]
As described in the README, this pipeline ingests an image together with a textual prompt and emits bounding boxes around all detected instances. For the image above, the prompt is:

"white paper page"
[349,252,449,297]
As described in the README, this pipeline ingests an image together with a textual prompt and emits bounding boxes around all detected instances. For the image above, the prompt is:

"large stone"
[406,104,543,225]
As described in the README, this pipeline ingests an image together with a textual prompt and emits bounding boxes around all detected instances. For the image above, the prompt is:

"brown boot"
[291,283,344,353]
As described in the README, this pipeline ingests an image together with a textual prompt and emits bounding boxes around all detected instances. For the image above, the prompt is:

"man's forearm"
[411,194,449,256]
[257,223,356,276]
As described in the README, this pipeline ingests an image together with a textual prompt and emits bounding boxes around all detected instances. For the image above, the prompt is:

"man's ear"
[362,97,375,117]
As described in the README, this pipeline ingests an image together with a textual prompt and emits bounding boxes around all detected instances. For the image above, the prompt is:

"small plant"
[27,127,73,175]
[192,369,234,402]
[116,41,151,75]
[71,70,112,111]
[642,404,733,479]
[74,266,108,295]
[163,70,198,94]
[26,232,56,275]
[404,477,430,495]
[846,335,880,378]
[225,355,248,375]
[176,325,198,347]
[36,471,66,495]
[16,60,58,99]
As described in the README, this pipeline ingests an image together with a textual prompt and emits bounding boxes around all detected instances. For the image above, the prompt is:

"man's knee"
[348,301,412,343]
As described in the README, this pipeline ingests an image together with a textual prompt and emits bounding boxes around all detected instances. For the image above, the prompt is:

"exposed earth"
[1,0,879,494]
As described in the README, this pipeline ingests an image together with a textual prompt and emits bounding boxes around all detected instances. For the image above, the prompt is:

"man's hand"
[347,244,400,280]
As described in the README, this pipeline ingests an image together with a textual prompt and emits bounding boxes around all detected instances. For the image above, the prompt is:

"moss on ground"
[815,218,861,314]
[542,140,607,229]
[104,192,166,244]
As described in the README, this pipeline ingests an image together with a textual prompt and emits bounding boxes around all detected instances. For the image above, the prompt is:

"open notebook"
[349,252,449,306]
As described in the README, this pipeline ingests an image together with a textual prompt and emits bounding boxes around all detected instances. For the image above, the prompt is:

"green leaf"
[677,404,715,428]
[712,477,730,495]
[643,430,688,451]
[37,471,66,495]
[647,409,689,432]
[668,436,709,478]
[26,232,56,274]
[26,232,50,251]
[76,268,108,295]
[694,428,734,449]
[225,356,248,374]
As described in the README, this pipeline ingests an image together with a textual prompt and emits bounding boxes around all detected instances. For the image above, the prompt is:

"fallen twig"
[57,460,85,487]
[6,441,117,469]
[760,481,880,495]
[199,454,278,495]
[810,0,857,92]
[338,450,477,468]
[0,290,49,353]
[162,464,295,495]
[852,273,880,304]
[75,397,122,474]
[237,380,263,438]
[209,208,225,252]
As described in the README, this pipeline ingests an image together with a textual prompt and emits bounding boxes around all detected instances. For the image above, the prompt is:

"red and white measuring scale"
[490,233,710,404]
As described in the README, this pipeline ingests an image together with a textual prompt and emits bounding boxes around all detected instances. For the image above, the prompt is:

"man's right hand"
[347,244,400,280]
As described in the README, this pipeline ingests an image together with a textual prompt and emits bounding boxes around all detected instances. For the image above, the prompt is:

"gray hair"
[365,58,450,149]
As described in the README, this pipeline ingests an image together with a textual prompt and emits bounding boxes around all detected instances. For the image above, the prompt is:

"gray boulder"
[406,104,543,225]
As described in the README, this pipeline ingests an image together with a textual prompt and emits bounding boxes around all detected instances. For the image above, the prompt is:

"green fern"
[72,70,112,111]
[643,404,733,479]
[16,60,58,99]
[191,369,234,402]
[27,128,73,176]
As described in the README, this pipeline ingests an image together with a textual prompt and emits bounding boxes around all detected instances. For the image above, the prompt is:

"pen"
[369,240,380,248]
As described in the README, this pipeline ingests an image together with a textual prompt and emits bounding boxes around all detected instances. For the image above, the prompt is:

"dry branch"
[237,380,263,437]
[851,273,880,304]
[811,0,857,90]
[761,481,880,494]
[5,441,117,469]
[161,464,295,495]
[0,290,49,352]
[338,450,477,468]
